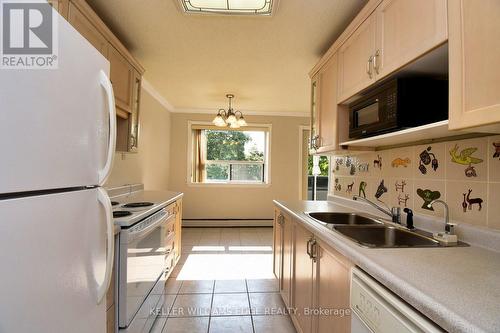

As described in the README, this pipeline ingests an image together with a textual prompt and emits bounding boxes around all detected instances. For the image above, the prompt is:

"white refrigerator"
[0,5,116,333]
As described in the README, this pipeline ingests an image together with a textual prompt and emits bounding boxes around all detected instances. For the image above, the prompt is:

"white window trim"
[186,121,272,187]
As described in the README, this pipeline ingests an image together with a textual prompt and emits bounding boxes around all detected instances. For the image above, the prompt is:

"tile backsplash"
[330,135,500,230]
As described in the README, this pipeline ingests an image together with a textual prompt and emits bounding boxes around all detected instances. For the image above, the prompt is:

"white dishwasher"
[350,268,444,333]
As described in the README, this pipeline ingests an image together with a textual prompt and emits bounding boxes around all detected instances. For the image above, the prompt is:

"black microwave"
[349,78,448,139]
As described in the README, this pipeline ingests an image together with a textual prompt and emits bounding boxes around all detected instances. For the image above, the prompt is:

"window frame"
[187,121,272,187]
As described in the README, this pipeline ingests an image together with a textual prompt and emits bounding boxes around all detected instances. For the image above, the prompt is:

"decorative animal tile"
[388,147,414,178]
[333,178,342,192]
[418,146,439,174]
[413,180,445,217]
[449,144,483,178]
[489,136,500,182]
[346,181,355,195]
[397,193,411,207]
[373,154,382,170]
[462,189,484,212]
[416,189,441,210]
[395,180,407,192]
[391,157,411,168]
[358,181,367,199]
[447,181,487,227]
[358,163,369,173]
[374,180,388,200]
[493,141,500,159]
[446,138,487,181]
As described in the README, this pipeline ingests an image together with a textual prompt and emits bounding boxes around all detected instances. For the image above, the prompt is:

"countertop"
[274,199,500,333]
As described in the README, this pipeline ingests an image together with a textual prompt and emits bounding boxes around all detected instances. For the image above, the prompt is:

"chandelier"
[212,94,247,128]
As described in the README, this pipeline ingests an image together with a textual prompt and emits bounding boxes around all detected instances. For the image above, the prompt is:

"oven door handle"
[128,210,175,242]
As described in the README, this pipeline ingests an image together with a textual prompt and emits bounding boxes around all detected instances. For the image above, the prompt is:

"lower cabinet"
[293,223,315,333]
[314,240,353,333]
[274,209,293,308]
[273,208,353,333]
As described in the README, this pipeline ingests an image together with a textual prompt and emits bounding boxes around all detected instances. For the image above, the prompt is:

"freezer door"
[0,6,113,194]
[0,188,110,333]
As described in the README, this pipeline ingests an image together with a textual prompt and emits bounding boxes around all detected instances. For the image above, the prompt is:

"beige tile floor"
[150,227,296,333]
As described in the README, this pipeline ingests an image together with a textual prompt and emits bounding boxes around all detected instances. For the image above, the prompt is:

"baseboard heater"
[182,218,273,227]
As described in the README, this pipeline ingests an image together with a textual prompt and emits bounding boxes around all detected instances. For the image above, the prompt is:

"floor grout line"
[246,279,256,333]
[206,280,215,333]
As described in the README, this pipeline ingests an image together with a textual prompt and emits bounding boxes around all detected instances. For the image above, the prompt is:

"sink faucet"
[353,196,401,224]
[427,199,455,235]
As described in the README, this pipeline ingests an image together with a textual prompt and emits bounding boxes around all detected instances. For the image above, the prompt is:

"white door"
[0,8,114,194]
[0,188,110,333]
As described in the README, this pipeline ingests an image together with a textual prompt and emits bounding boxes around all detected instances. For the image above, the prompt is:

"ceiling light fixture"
[212,94,247,128]
[179,0,276,16]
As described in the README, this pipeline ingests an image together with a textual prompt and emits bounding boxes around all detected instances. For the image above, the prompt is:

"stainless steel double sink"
[306,212,444,248]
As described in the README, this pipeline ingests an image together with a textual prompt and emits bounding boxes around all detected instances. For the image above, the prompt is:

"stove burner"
[111,201,120,206]
[122,202,154,208]
[113,211,132,218]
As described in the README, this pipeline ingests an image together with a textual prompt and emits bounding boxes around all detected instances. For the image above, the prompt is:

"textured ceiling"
[86,0,366,115]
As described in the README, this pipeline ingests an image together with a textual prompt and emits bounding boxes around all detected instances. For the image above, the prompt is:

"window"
[191,125,270,184]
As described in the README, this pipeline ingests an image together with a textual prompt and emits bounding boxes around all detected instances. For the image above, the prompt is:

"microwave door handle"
[98,70,117,186]
[128,212,175,242]
[96,187,114,305]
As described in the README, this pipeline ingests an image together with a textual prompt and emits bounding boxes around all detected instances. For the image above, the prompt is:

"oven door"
[119,209,175,328]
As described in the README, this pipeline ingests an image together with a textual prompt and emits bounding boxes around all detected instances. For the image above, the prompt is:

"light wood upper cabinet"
[375,0,447,78]
[67,2,108,58]
[448,0,500,131]
[314,241,352,333]
[338,15,376,102]
[316,53,340,153]
[292,223,315,333]
[108,45,134,114]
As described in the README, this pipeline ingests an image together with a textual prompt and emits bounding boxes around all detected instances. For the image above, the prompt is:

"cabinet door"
[280,212,293,308]
[68,2,108,58]
[174,200,182,262]
[293,223,314,333]
[317,53,339,153]
[108,45,134,114]
[375,0,447,79]
[314,242,352,333]
[128,70,142,152]
[448,0,500,130]
[309,74,320,153]
[338,15,376,102]
[273,209,283,280]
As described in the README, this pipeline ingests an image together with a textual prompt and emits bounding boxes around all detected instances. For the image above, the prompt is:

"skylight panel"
[179,0,276,15]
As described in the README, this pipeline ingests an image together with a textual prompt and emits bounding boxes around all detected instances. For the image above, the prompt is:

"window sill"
[187,182,271,188]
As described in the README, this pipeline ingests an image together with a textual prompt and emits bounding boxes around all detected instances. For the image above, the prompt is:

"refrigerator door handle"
[98,70,116,186]
[96,187,114,304]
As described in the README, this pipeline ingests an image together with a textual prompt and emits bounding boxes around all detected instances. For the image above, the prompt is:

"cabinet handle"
[366,55,373,79]
[306,239,312,258]
[373,50,380,74]
[310,239,318,262]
